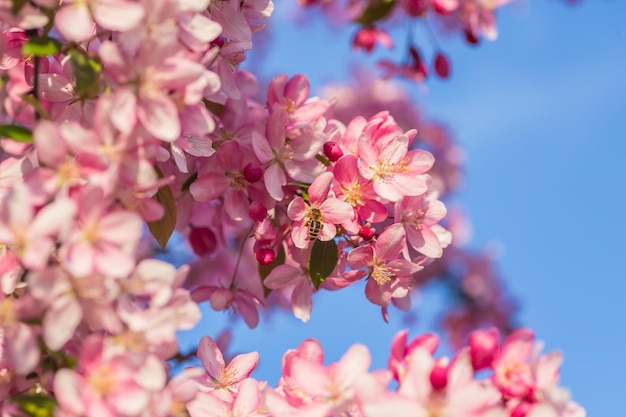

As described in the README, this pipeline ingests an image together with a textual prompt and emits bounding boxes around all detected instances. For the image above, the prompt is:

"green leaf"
[354,0,396,25]
[0,124,33,142]
[12,394,57,417]
[147,184,177,250]
[22,37,61,57]
[309,239,338,290]
[70,50,102,99]
[259,245,286,297]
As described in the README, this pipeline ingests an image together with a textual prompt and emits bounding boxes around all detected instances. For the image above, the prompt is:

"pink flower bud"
[323,141,344,162]
[429,358,448,390]
[256,248,275,265]
[189,227,218,257]
[404,0,428,16]
[352,27,377,53]
[434,52,450,79]
[469,327,499,370]
[243,163,263,183]
[358,225,375,241]
[249,201,268,222]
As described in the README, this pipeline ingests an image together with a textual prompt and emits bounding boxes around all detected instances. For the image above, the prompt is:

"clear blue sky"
[181,1,626,415]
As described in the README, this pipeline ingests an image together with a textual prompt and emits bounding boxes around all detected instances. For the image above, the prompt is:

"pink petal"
[292,279,313,322]
[232,379,262,415]
[38,74,74,102]
[291,357,329,397]
[287,197,307,221]
[406,226,443,259]
[263,164,286,201]
[44,295,82,350]
[227,351,259,382]
[137,92,180,142]
[93,0,145,32]
[264,265,302,289]
[189,173,229,202]
[335,344,371,385]
[347,246,374,269]
[319,198,353,224]
[55,4,96,42]
[308,172,333,204]
[54,369,86,415]
[285,74,310,106]
[375,224,406,261]
[500,328,535,364]
[197,336,225,378]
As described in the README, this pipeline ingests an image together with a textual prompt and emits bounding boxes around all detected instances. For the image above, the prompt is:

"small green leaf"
[259,245,286,297]
[22,37,61,57]
[12,394,57,417]
[70,50,102,99]
[147,184,177,250]
[0,124,33,142]
[354,0,396,25]
[309,239,338,290]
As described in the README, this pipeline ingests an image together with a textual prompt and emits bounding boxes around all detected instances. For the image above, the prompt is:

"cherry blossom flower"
[287,172,353,249]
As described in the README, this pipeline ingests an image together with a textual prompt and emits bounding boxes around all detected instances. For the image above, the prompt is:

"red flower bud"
[434,52,451,79]
[249,201,268,222]
[243,163,263,183]
[256,248,275,265]
[358,225,376,241]
[464,30,480,45]
[189,227,218,257]
[429,358,449,390]
[323,142,344,162]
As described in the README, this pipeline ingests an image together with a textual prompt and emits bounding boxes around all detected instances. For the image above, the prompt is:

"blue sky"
[182,1,626,415]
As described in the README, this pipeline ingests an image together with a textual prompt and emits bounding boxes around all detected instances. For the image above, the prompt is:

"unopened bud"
[464,30,480,45]
[434,52,451,79]
[249,201,268,222]
[189,227,218,257]
[256,248,275,265]
[243,163,263,183]
[429,358,448,390]
[468,327,499,371]
[323,142,343,162]
[358,225,375,241]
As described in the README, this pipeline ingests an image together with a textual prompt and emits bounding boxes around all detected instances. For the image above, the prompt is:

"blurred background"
[180,1,626,415]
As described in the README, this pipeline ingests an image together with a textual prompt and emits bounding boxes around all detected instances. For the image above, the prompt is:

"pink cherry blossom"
[287,172,353,249]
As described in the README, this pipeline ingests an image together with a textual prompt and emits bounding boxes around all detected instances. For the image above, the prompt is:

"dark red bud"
[243,163,263,183]
[352,27,376,53]
[256,248,275,265]
[358,225,375,241]
[323,142,344,162]
[464,30,480,45]
[434,53,450,79]
[429,359,448,390]
[249,201,268,222]
[404,0,428,16]
[189,227,218,257]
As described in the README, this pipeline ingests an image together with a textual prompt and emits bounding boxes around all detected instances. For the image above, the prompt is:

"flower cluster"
[298,0,513,82]
[173,328,583,417]
[0,0,583,415]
